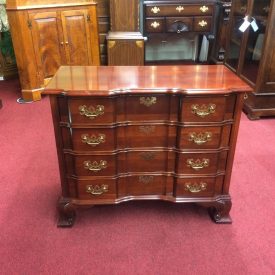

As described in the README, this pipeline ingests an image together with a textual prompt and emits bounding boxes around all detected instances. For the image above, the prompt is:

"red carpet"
[0,79,275,275]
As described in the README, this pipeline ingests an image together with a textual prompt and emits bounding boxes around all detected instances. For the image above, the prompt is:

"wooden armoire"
[6,0,100,102]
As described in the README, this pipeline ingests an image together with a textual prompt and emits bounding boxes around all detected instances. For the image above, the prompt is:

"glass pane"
[241,0,270,83]
[226,16,244,70]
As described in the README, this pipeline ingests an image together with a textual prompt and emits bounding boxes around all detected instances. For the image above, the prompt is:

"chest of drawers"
[144,1,216,34]
[44,65,251,227]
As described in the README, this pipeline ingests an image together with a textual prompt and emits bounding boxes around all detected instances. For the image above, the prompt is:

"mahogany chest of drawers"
[144,1,217,34]
[43,65,251,227]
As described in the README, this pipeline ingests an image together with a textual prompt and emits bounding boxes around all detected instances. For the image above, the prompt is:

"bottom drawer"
[175,176,223,197]
[76,178,117,200]
[118,175,168,196]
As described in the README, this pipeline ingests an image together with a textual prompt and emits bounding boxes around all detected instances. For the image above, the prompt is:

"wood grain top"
[43,65,253,96]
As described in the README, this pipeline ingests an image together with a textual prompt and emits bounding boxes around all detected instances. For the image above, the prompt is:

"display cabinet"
[225,0,275,119]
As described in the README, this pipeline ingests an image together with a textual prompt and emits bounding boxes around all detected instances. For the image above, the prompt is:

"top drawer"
[181,95,236,122]
[68,95,178,124]
[145,4,213,17]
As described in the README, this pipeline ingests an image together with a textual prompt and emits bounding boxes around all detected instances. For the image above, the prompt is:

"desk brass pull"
[198,20,208,27]
[139,152,156,161]
[187,158,210,170]
[176,6,184,12]
[79,105,104,119]
[81,134,106,147]
[139,175,154,184]
[140,97,157,107]
[184,182,207,193]
[189,132,212,145]
[84,160,107,172]
[200,5,209,13]
[151,6,160,14]
[139,125,156,135]
[191,103,216,117]
[86,184,109,196]
[151,21,160,29]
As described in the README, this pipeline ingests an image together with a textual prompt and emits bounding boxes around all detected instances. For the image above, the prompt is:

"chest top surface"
[43,65,252,96]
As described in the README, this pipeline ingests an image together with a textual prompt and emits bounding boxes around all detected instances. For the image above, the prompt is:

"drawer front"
[181,96,228,122]
[175,176,223,197]
[145,4,213,17]
[179,125,231,149]
[72,128,115,151]
[74,155,116,176]
[166,17,193,33]
[123,95,173,121]
[68,98,115,124]
[118,125,177,149]
[77,178,117,200]
[118,175,166,196]
[118,151,175,173]
[193,17,212,32]
[145,18,165,33]
[177,151,228,175]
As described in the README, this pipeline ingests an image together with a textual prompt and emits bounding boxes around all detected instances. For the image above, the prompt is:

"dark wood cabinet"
[225,0,275,119]
[43,65,252,227]
[143,0,219,64]
[6,0,100,102]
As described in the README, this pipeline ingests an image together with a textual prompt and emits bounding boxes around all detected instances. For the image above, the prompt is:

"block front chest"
[44,65,251,227]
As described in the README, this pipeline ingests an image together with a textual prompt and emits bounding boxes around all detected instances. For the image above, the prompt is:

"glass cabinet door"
[226,0,248,71]
[241,0,271,83]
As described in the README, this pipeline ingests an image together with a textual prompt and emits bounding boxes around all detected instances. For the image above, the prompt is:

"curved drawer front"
[181,95,235,122]
[69,98,115,124]
[73,155,116,176]
[118,151,175,173]
[118,175,167,196]
[77,178,117,200]
[69,125,177,151]
[145,4,213,17]
[177,151,228,175]
[175,176,223,197]
[178,125,231,149]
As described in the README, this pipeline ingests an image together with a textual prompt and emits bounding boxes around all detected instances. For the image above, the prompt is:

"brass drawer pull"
[140,96,157,107]
[151,6,160,14]
[83,160,107,172]
[86,184,109,196]
[200,5,209,13]
[189,132,212,145]
[187,158,210,170]
[139,125,156,135]
[176,6,184,12]
[198,20,208,27]
[81,134,106,147]
[139,175,154,184]
[139,152,156,160]
[191,103,216,117]
[150,21,160,29]
[184,182,207,193]
[79,105,104,119]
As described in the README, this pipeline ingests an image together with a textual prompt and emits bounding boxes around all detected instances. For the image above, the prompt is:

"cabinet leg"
[57,198,76,227]
[208,199,232,224]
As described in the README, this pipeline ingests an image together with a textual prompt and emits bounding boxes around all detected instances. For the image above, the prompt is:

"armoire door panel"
[60,10,91,65]
[28,11,65,80]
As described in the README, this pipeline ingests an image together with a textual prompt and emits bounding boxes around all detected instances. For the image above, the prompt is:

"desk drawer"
[145,4,213,17]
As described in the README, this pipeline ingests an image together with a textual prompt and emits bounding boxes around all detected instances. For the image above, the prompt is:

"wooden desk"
[44,65,251,227]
